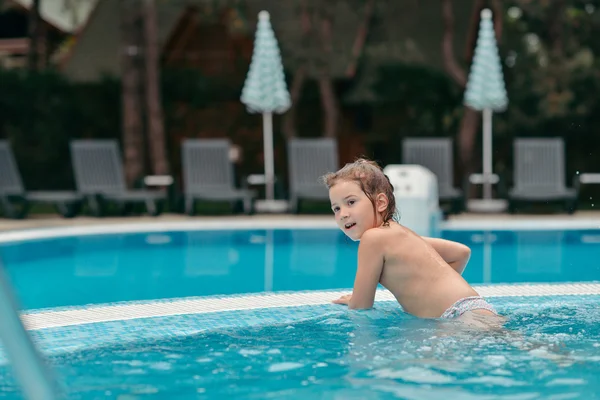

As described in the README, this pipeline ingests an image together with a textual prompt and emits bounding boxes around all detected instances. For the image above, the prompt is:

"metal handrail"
[0,264,58,399]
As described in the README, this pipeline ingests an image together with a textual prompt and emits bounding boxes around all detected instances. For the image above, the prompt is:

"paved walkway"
[0,211,599,232]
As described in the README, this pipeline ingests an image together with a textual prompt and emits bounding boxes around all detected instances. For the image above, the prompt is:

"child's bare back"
[370,222,485,318]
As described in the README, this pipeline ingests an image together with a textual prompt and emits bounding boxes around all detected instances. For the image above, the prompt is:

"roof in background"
[61,0,189,81]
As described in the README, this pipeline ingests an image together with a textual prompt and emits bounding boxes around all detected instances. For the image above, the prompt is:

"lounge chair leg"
[243,197,253,214]
[67,202,81,218]
[459,198,466,213]
[87,195,104,217]
[117,202,134,216]
[1,197,13,218]
[185,198,195,216]
[566,200,576,215]
[450,199,462,214]
[289,197,298,214]
[146,200,162,216]
[1,197,28,219]
[56,202,67,216]
[145,200,156,216]
[55,202,79,218]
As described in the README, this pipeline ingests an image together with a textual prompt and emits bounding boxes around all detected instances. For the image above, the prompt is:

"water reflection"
[450,230,600,285]
[289,229,339,276]
[184,231,236,277]
[0,229,598,310]
[515,231,564,275]
[74,235,121,277]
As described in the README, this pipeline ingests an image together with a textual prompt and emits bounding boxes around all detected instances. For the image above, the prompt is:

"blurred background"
[1,0,599,215]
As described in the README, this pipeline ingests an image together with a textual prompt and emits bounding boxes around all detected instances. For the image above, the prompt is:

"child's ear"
[376,193,388,213]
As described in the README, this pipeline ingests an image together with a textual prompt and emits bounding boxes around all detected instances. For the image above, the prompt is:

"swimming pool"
[0,221,599,398]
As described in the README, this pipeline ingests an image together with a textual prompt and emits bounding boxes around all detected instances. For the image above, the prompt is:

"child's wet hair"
[321,158,399,224]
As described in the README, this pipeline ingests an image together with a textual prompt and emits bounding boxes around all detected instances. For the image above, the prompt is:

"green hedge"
[0,68,213,191]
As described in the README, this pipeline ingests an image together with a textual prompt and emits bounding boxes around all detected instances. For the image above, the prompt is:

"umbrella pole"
[263,112,275,201]
[482,108,493,200]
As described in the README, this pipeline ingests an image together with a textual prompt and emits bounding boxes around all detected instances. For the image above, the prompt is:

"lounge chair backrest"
[403,138,454,190]
[70,140,126,194]
[513,138,566,189]
[0,140,24,195]
[182,139,235,192]
[288,138,338,195]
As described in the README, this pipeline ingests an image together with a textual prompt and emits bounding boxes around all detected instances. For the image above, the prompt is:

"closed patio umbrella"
[241,10,291,203]
[464,9,508,204]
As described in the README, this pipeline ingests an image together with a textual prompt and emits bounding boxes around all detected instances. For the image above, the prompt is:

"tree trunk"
[465,0,503,61]
[27,0,41,72]
[441,0,479,181]
[464,0,485,63]
[282,65,306,138]
[548,0,566,57]
[318,74,338,138]
[317,5,338,138]
[143,0,169,175]
[345,0,375,78]
[441,0,467,87]
[120,0,145,186]
[282,0,311,139]
[491,0,504,44]
[457,107,480,171]
[284,0,373,138]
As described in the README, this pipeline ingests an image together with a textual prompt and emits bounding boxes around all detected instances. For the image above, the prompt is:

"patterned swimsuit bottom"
[440,296,498,319]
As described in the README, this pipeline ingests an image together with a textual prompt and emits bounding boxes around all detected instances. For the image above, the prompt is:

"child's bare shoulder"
[362,223,410,245]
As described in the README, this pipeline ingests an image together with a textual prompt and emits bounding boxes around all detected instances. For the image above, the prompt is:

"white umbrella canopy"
[241,10,291,201]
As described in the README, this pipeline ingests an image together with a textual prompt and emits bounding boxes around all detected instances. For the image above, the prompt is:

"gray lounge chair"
[0,140,82,219]
[509,138,578,213]
[402,138,464,213]
[287,138,338,213]
[70,139,165,216]
[181,139,256,214]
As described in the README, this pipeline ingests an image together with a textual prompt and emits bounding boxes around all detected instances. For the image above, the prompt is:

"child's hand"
[333,294,352,305]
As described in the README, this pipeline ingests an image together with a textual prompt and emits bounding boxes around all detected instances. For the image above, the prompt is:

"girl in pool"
[323,158,501,325]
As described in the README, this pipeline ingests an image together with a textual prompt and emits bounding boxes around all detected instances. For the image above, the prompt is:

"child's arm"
[421,237,471,274]
[333,230,384,309]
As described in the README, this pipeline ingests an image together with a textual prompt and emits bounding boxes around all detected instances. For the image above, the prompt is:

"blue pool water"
[0,228,599,399]
[2,296,600,399]
[0,229,599,310]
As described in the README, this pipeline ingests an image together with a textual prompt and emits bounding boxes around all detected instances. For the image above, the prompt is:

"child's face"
[329,180,382,241]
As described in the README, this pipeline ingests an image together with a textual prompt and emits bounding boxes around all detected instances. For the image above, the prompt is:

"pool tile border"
[0,286,598,365]
[21,283,600,331]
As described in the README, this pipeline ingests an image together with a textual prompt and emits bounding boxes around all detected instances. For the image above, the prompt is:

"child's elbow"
[460,244,471,262]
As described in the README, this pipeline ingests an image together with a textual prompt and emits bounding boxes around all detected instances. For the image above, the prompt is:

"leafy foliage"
[496,0,600,180]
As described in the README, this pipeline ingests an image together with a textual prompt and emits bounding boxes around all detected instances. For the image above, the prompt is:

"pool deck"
[0,211,599,232]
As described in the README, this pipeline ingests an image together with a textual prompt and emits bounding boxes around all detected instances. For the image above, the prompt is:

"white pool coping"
[0,219,336,244]
[0,217,600,244]
[21,283,600,331]
[442,219,600,231]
